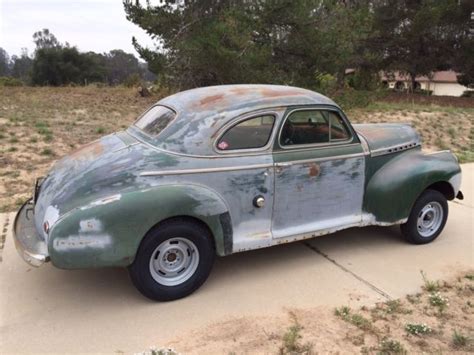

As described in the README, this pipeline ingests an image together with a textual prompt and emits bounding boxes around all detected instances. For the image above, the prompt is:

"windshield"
[134,105,176,136]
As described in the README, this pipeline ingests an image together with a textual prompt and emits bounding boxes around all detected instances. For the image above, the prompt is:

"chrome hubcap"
[149,237,199,286]
[417,201,443,238]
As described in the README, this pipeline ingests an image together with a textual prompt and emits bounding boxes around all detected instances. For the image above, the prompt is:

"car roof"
[151,84,337,156]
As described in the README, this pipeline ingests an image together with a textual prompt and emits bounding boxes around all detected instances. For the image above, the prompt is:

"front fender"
[364,150,461,223]
[48,184,231,269]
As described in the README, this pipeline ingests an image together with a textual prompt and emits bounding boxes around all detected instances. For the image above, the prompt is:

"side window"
[217,115,275,151]
[328,111,350,140]
[280,110,350,146]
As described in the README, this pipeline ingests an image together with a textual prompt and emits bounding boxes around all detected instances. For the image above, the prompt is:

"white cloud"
[0,0,157,57]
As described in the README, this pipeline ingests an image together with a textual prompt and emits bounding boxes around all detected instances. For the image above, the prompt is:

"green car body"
[14,84,463,272]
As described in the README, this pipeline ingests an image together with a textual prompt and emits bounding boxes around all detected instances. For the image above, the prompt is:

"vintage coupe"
[14,85,463,301]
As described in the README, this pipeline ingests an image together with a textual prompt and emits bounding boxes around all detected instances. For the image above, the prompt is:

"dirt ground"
[0,86,158,212]
[0,86,473,212]
[163,271,474,354]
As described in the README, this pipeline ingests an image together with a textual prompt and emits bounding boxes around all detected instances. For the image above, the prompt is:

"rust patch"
[259,87,301,98]
[308,163,320,177]
[199,94,225,107]
[67,140,104,161]
[229,87,246,95]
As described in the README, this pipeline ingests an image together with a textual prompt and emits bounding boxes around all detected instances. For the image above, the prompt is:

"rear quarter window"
[134,105,176,136]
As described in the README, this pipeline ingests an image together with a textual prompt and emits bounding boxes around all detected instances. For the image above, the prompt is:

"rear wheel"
[129,219,215,301]
[400,189,448,244]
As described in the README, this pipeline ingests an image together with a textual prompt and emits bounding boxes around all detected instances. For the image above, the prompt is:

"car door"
[271,106,366,239]
[211,110,281,252]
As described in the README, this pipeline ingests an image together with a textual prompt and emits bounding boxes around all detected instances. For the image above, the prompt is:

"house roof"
[381,70,459,83]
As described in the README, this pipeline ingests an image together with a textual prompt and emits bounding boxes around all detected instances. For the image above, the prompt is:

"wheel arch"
[48,184,233,269]
[364,150,461,223]
[425,181,455,201]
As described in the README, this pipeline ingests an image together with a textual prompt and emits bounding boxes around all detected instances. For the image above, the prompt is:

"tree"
[369,0,473,91]
[0,47,10,76]
[123,0,375,90]
[33,28,60,50]
[104,49,144,84]
[11,49,33,83]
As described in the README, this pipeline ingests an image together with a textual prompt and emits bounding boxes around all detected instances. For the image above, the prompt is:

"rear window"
[134,105,176,136]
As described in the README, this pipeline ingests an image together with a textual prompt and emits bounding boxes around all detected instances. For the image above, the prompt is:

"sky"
[0,0,157,58]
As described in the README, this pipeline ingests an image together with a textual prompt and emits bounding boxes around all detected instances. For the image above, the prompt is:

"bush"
[0,76,24,86]
[414,88,433,96]
[461,90,474,98]
[332,89,386,110]
[123,73,142,87]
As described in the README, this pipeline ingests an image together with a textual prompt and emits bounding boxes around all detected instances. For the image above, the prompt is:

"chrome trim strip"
[357,134,370,155]
[140,163,273,176]
[273,142,362,154]
[129,130,276,159]
[370,141,421,157]
[275,152,366,167]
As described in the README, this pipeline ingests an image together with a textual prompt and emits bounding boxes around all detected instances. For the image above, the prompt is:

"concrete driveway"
[1,164,473,354]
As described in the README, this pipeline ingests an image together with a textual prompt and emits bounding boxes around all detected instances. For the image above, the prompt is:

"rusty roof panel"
[148,84,336,156]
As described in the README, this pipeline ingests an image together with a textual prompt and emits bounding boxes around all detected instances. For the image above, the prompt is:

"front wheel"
[129,219,215,301]
[400,189,448,244]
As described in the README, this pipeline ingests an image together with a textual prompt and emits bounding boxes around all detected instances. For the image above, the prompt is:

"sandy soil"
[164,271,474,354]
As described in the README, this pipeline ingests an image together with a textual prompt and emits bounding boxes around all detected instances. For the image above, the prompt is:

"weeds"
[421,271,440,292]
[385,299,411,314]
[452,330,470,349]
[279,314,313,355]
[465,274,474,281]
[405,323,432,336]
[40,148,54,156]
[406,294,421,304]
[378,337,407,354]
[447,127,456,138]
[429,292,449,313]
[335,307,373,331]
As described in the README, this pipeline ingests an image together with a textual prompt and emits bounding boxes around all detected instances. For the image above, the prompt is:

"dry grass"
[0,86,473,212]
[347,102,474,161]
[0,86,159,212]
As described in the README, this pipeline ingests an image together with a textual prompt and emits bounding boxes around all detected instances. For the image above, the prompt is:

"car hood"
[353,123,421,153]
[33,131,180,238]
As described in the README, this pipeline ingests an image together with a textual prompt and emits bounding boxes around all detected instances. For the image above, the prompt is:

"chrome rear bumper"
[13,199,49,267]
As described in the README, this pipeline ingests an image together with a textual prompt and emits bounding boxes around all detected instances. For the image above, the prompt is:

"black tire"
[128,219,215,301]
[400,189,448,244]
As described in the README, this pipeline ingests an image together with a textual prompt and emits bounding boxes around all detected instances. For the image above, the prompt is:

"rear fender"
[48,184,231,269]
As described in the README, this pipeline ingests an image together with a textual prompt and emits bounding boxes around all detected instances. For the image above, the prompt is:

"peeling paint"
[81,194,122,209]
[53,234,112,251]
[79,218,103,233]
[23,84,461,270]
